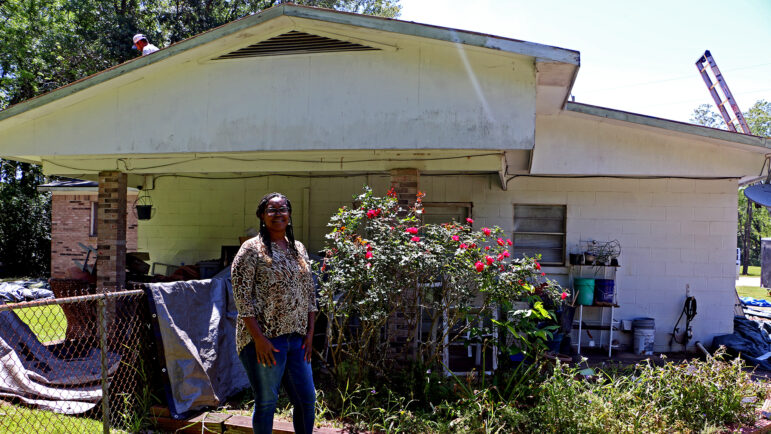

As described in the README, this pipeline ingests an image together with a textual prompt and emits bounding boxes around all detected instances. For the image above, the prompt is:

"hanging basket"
[133,191,154,220]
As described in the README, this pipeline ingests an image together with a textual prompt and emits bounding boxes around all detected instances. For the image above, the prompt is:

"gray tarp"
[0,305,120,414]
[145,276,249,417]
[0,280,53,303]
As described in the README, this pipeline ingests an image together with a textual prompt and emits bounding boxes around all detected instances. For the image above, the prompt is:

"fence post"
[98,295,110,434]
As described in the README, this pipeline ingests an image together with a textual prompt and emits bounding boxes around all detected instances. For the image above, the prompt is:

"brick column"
[96,171,127,291]
[389,168,420,213]
[388,169,420,357]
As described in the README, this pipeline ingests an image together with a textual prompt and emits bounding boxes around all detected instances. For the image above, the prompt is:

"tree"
[691,100,771,268]
[0,0,400,277]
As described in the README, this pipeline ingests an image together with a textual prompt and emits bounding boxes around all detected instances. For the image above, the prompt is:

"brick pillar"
[388,169,420,357]
[96,171,127,291]
[390,168,420,213]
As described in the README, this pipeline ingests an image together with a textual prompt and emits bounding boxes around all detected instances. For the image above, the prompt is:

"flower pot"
[136,205,152,220]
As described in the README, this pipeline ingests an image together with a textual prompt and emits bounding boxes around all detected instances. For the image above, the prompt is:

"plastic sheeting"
[0,305,119,414]
[712,316,771,370]
[145,276,249,418]
[0,280,53,303]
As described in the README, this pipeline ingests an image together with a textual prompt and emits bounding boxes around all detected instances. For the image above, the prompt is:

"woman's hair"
[256,192,298,258]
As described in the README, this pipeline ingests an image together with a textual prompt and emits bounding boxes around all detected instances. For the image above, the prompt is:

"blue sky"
[399,0,771,123]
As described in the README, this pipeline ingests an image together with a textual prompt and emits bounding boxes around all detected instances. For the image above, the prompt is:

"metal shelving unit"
[569,265,619,357]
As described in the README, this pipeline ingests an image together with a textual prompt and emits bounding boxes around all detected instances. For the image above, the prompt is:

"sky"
[398,0,771,124]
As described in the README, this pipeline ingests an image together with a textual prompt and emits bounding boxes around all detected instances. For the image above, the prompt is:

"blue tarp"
[740,296,771,307]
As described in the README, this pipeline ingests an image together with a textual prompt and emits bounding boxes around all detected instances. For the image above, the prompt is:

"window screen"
[512,204,566,265]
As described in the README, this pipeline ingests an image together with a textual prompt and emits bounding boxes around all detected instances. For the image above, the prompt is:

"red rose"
[366,210,376,219]
[452,235,460,241]
[503,251,510,258]
[405,227,419,235]
[470,243,477,248]
[466,218,474,224]
[485,246,490,251]
[365,251,373,259]
[506,239,513,246]
[499,265,505,271]
[321,264,327,272]
[411,236,420,242]
[497,238,504,246]
[483,227,491,236]
[474,261,485,272]
[485,255,494,265]
[367,244,373,251]
[541,272,546,276]
[459,243,468,249]
[561,292,568,300]
[375,209,381,216]
[535,262,541,270]
[497,254,504,262]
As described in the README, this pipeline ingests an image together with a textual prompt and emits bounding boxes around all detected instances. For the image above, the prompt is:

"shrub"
[317,187,564,385]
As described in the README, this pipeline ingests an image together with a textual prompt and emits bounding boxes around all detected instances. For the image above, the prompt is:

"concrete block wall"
[420,175,738,351]
[51,192,138,278]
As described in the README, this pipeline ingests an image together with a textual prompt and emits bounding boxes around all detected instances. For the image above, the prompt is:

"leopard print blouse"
[231,236,318,354]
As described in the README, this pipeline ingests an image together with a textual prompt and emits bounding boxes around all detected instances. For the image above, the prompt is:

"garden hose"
[670,296,697,349]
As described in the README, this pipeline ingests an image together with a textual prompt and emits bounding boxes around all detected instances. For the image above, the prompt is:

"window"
[89,202,98,237]
[421,202,471,226]
[512,204,566,265]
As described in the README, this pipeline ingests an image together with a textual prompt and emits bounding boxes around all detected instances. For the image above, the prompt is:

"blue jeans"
[239,333,316,434]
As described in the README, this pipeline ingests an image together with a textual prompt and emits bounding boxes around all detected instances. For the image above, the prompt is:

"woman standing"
[232,192,317,434]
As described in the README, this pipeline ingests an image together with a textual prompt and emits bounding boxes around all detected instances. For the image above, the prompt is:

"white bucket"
[633,318,655,355]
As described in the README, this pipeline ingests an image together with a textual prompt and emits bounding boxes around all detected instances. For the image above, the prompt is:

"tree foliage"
[691,100,771,266]
[0,0,400,277]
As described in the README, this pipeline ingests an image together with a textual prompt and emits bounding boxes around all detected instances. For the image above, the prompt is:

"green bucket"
[574,278,595,306]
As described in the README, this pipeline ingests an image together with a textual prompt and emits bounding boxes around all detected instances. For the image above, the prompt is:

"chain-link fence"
[0,285,154,433]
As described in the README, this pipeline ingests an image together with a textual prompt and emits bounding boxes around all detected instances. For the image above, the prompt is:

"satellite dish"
[744,184,771,207]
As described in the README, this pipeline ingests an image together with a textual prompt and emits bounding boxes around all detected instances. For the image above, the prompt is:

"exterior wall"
[51,192,138,278]
[1,37,536,158]
[532,112,762,177]
[137,173,737,350]
[421,174,737,351]
[137,174,389,265]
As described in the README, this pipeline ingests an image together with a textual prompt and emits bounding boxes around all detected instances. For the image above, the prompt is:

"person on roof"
[132,34,159,56]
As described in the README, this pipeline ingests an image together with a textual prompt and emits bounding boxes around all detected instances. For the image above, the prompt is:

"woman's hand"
[254,334,280,366]
[301,331,313,362]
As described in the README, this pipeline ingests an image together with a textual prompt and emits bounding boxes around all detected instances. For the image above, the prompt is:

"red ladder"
[695,50,751,134]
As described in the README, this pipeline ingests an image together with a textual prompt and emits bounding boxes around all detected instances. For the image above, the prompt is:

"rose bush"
[317,187,565,383]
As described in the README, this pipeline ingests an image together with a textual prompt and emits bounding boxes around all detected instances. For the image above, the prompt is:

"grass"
[0,402,115,433]
[14,304,67,343]
[737,285,771,301]
[742,266,761,277]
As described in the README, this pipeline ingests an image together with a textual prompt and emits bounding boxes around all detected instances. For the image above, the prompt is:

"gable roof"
[0,4,580,124]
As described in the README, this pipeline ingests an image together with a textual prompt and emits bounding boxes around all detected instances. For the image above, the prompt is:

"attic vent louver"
[214,30,379,59]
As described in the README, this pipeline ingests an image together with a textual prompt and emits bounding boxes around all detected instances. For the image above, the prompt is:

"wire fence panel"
[0,288,153,433]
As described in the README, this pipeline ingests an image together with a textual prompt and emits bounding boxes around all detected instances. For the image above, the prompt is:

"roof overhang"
[566,102,771,153]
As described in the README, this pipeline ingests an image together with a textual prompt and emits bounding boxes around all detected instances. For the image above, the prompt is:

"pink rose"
[405,227,419,235]
[561,292,568,300]
[365,251,373,259]
[485,246,490,251]
[496,238,504,246]
[497,254,504,262]
[485,256,494,266]
[411,236,420,242]
[535,262,541,270]
[506,239,513,246]
[452,235,460,241]
[482,227,491,236]
[474,261,485,272]
[366,210,376,219]
[466,218,474,224]
[459,243,468,249]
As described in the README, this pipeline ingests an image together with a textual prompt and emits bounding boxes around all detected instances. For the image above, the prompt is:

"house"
[37,180,139,278]
[0,5,768,352]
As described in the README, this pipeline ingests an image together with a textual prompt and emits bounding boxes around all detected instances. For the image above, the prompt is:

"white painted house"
[0,5,769,351]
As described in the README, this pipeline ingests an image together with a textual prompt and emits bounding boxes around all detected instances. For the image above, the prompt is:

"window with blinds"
[512,204,566,265]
